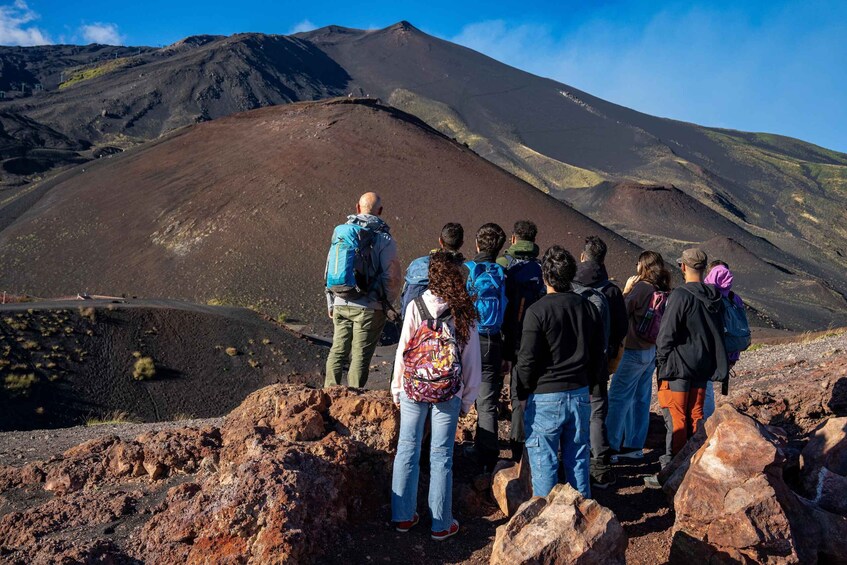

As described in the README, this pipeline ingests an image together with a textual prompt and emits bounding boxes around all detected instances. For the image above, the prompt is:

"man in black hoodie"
[654,248,728,469]
[573,236,627,489]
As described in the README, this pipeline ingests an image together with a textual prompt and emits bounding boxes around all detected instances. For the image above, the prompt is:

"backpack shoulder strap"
[414,295,433,321]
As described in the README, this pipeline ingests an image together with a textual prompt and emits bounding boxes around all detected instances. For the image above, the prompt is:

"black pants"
[589,378,613,480]
[509,366,525,460]
[474,333,503,469]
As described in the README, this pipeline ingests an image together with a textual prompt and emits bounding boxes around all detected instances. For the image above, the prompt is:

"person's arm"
[325,249,334,317]
[655,291,684,369]
[515,308,543,401]
[459,328,482,414]
[391,301,420,404]
[382,237,402,305]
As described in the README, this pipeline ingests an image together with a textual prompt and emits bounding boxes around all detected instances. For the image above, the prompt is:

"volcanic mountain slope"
[299,23,847,287]
[0,299,324,431]
[0,98,640,330]
[0,34,349,186]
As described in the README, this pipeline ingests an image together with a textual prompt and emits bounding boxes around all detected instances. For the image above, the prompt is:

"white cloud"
[79,22,124,45]
[288,19,316,34]
[0,0,51,46]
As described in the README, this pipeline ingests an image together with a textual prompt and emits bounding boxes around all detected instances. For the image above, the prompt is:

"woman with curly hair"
[391,250,481,541]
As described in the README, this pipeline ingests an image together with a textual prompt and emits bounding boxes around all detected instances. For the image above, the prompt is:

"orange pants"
[657,381,706,455]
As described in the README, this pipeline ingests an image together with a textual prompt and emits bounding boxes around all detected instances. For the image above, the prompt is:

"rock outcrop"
[0,384,400,563]
[670,404,847,564]
[490,483,627,565]
[800,416,847,515]
[491,452,532,517]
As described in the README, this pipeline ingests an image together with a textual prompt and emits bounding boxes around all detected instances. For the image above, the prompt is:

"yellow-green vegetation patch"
[59,57,135,90]
[4,373,37,392]
[132,357,156,381]
[86,410,137,426]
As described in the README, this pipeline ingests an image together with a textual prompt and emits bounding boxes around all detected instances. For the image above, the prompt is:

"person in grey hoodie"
[654,248,728,469]
[325,192,402,388]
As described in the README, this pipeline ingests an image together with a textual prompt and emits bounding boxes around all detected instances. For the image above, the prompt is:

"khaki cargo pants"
[324,305,387,388]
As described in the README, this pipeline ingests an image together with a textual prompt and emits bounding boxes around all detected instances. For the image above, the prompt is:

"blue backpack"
[465,261,507,335]
[400,255,431,319]
[326,223,377,299]
[723,292,751,354]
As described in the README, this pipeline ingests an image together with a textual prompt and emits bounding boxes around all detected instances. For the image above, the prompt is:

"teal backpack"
[465,261,507,335]
[723,292,751,353]
[326,223,377,299]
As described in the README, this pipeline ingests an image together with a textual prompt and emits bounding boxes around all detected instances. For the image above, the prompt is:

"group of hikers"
[324,192,751,541]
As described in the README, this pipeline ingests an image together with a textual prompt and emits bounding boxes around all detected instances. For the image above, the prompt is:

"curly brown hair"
[428,251,479,346]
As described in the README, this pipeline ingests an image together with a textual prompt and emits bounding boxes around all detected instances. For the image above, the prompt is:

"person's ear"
[356,203,362,214]
[511,234,517,245]
[376,206,383,216]
[438,237,445,249]
[580,252,586,262]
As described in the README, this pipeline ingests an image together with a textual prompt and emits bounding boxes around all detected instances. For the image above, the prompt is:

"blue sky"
[3,0,846,152]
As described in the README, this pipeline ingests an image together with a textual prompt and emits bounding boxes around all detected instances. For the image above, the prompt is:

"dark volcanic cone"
[0,98,640,329]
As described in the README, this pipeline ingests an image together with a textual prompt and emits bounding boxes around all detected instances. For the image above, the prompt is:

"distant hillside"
[1,23,845,330]
[0,98,640,330]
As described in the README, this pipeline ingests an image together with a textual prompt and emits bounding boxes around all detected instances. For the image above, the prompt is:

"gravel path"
[735,330,847,373]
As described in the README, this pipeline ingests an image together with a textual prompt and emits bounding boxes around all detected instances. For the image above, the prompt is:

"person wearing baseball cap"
[646,247,729,487]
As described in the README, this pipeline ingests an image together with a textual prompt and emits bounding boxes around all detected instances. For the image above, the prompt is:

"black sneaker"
[591,471,617,490]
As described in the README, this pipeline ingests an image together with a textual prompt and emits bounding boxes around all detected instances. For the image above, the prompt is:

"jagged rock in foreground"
[0,384,399,563]
[490,483,627,565]
[491,452,532,517]
[670,404,847,564]
[800,416,847,515]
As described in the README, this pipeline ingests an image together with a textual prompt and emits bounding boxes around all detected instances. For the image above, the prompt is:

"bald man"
[324,192,401,388]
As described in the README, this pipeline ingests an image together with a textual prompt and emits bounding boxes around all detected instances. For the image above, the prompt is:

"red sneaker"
[395,513,420,533]
[431,519,460,541]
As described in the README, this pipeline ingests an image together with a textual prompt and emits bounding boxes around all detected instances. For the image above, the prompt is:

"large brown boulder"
[800,417,847,515]
[491,450,532,517]
[0,384,401,564]
[670,404,847,564]
[490,483,627,565]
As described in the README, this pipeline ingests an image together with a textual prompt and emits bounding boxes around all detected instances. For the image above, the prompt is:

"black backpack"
[503,256,546,347]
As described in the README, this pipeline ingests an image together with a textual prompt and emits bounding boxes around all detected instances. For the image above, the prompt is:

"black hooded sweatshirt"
[656,282,729,384]
[573,261,628,359]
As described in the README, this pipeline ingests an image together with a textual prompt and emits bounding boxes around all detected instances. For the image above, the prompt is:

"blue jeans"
[391,392,462,532]
[704,381,716,419]
[524,388,591,499]
[606,347,656,451]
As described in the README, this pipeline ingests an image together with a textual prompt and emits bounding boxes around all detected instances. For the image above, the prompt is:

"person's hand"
[624,275,640,295]
[501,360,512,375]
[519,400,526,412]
[328,308,334,320]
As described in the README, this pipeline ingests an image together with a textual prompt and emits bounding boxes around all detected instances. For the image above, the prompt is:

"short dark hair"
[440,223,464,252]
[513,220,538,242]
[542,245,577,292]
[476,223,507,255]
[583,236,607,263]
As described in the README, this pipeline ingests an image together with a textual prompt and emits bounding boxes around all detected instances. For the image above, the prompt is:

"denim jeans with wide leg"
[606,347,656,451]
[524,387,592,499]
[703,381,716,419]
[391,392,462,532]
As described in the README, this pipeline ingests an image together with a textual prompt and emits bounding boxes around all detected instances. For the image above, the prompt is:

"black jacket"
[515,292,605,400]
[656,282,729,383]
[574,261,627,357]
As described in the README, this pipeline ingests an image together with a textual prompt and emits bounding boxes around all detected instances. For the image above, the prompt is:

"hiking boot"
[591,470,617,490]
[610,449,644,463]
[431,519,460,541]
[395,513,420,533]
[643,474,663,489]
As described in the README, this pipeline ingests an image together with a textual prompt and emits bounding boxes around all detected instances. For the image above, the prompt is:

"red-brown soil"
[0,98,640,332]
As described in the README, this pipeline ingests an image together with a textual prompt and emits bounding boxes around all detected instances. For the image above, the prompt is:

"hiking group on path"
[324,192,751,541]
